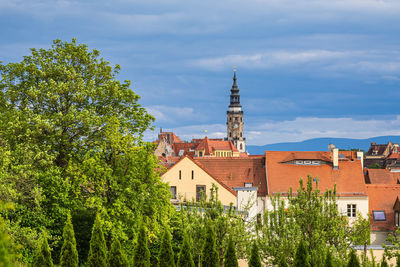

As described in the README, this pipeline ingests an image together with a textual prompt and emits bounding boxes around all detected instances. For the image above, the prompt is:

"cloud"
[144,116,400,146]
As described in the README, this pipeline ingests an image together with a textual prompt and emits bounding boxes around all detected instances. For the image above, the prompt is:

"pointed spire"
[229,69,241,108]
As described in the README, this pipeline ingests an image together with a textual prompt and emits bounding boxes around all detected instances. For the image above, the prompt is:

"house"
[365,142,400,168]
[265,148,368,223]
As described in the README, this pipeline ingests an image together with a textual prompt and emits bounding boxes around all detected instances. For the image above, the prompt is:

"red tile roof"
[388,153,400,159]
[366,184,400,231]
[194,157,267,196]
[265,151,366,196]
[195,137,238,155]
[366,169,400,184]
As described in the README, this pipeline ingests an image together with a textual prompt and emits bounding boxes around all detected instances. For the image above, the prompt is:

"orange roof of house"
[366,169,400,184]
[172,142,196,156]
[195,137,238,155]
[265,151,366,196]
[388,153,400,159]
[366,184,400,231]
[194,157,267,196]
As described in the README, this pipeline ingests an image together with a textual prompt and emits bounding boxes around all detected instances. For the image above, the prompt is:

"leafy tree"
[258,176,354,266]
[133,223,151,267]
[158,228,175,267]
[60,212,78,267]
[177,232,194,267]
[294,240,310,267]
[351,212,370,256]
[88,214,107,267]
[32,231,53,267]
[108,237,128,267]
[0,215,14,267]
[201,223,219,267]
[0,39,173,262]
[347,250,360,267]
[278,256,288,267]
[223,237,238,267]
[248,242,261,267]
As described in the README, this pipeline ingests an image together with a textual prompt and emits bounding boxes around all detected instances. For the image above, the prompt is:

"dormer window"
[244,183,253,187]
[295,160,303,165]
[312,160,320,165]
[304,160,312,165]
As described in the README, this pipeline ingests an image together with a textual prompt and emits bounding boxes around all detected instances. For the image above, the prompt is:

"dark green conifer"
[177,232,194,267]
[158,228,175,267]
[325,249,334,267]
[248,241,261,267]
[397,254,400,267]
[107,237,128,267]
[277,256,288,267]
[347,250,360,267]
[223,237,238,267]
[293,240,310,267]
[380,255,388,267]
[60,212,79,267]
[32,231,53,267]
[133,223,151,267]
[88,213,107,267]
[201,223,219,267]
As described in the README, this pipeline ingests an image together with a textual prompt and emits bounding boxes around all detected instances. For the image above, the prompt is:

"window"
[304,160,312,165]
[295,160,303,165]
[372,211,386,221]
[240,133,242,137]
[170,186,177,199]
[179,170,181,180]
[240,143,243,150]
[229,132,232,138]
[244,183,253,187]
[312,160,320,165]
[235,117,238,121]
[199,151,203,157]
[347,204,356,217]
[229,117,232,121]
[191,170,194,180]
[196,185,206,202]
[396,211,400,227]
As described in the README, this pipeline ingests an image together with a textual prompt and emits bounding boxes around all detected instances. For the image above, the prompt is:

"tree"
[380,255,388,267]
[0,214,14,267]
[201,223,219,267]
[0,39,173,262]
[177,232,195,267]
[325,249,334,267]
[258,176,353,266]
[248,242,261,267]
[350,212,370,256]
[108,237,128,267]
[158,228,175,267]
[347,250,360,267]
[133,223,151,267]
[223,237,238,267]
[278,256,288,267]
[294,240,310,267]
[60,212,78,267]
[32,231,53,267]
[88,214,107,267]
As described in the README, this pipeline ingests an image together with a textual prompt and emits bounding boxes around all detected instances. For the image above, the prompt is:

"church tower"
[226,70,246,153]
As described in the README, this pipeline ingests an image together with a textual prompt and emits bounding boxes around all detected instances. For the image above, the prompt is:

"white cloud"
[144,116,400,146]
[146,105,199,124]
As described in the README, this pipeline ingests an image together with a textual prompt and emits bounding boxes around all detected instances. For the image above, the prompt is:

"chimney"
[357,151,364,169]
[328,144,336,152]
[333,148,339,169]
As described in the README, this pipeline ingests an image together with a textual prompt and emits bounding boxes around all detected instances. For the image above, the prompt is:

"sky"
[1,0,400,145]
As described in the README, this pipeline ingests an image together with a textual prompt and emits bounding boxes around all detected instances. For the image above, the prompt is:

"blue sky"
[1,0,400,145]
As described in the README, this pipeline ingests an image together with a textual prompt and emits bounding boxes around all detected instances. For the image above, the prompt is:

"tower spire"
[229,69,241,108]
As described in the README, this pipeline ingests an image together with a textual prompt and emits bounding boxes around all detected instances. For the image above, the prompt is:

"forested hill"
[246,135,400,154]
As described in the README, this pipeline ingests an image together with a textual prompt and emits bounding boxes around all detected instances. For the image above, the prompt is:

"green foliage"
[201,223,219,267]
[294,240,310,267]
[133,223,151,267]
[258,176,356,266]
[277,256,288,267]
[0,39,173,263]
[177,232,194,267]
[107,237,128,267]
[380,255,388,267]
[32,232,53,267]
[367,163,381,169]
[158,229,175,267]
[325,249,334,267]
[71,209,95,264]
[223,237,238,267]
[347,250,360,267]
[0,215,14,267]
[248,242,261,267]
[60,212,78,267]
[88,214,107,267]
[397,254,400,267]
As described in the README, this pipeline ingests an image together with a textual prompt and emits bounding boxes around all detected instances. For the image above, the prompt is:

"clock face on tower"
[234,123,238,129]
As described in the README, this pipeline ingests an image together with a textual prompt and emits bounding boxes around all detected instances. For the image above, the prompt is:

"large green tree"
[88,214,107,267]
[0,39,173,262]
[201,223,219,267]
[158,228,175,267]
[223,237,238,267]
[107,236,128,267]
[133,223,151,267]
[32,231,53,267]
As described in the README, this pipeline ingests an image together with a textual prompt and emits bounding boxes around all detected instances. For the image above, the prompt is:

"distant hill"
[246,136,400,155]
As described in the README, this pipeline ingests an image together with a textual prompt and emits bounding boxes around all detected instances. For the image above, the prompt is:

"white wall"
[236,189,258,220]
[337,196,369,224]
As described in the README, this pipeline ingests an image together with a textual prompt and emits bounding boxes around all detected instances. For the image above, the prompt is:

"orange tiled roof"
[194,157,267,196]
[388,153,400,159]
[366,169,400,184]
[366,184,400,231]
[195,137,238,155]
[265,151,366,196]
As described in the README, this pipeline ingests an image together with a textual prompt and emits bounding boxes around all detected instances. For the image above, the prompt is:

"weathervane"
[233,65,237,72]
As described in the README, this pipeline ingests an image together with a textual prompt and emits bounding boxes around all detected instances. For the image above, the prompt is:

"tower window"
[192,170,194,180]
[240,133,242,137]
[229,132,232,137]
[241,117,242,122]
[235,117,238,121]
[240,143,243,150]
[179,170,181,180]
